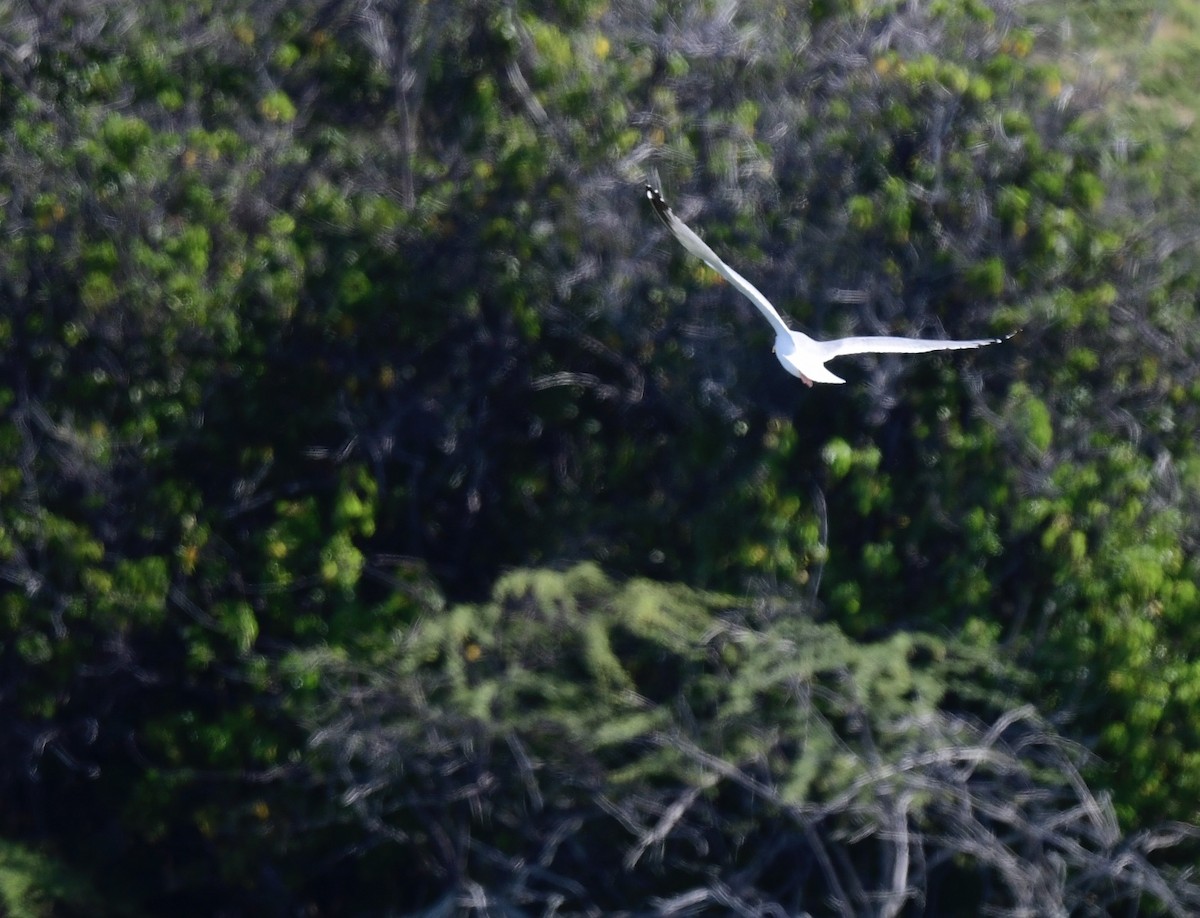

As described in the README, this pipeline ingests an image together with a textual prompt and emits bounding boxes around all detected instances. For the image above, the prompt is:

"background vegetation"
[2,0,1200,913]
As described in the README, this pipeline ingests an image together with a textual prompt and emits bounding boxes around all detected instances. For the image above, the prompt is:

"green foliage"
[0,841,98,918]
[296,565,1197,913]
[2,0,1200,910]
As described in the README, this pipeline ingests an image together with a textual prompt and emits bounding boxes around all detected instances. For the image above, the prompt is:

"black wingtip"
[644,184,671,222]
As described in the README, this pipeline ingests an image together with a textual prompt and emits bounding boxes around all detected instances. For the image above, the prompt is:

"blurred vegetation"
[0,840,97,918]
[1,0,1199,913]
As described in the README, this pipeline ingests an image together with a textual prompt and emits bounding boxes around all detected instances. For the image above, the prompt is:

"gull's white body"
[645,185,1010,386]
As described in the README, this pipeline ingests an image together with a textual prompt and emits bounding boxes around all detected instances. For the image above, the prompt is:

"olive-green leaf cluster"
[295,565,1200,914]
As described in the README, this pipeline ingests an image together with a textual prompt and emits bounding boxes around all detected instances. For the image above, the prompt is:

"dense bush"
[1,0,1199,911]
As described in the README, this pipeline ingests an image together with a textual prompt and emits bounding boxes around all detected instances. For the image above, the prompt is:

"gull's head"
[772,332,844,386]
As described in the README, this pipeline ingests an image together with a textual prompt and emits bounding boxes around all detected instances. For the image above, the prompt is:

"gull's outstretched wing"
[817,332,1012,361]
[645,185,792,340]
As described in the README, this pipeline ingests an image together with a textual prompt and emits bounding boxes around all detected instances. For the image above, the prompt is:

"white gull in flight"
[646,184,1012,386]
